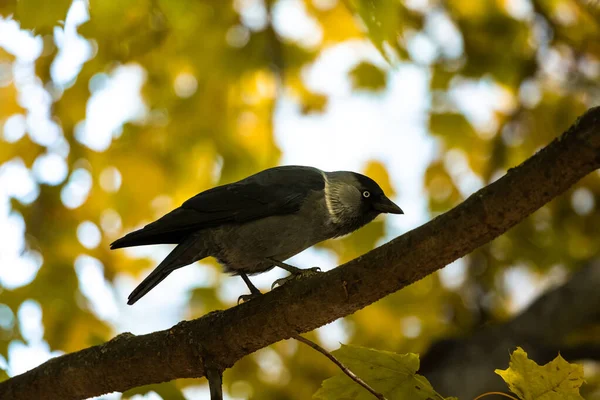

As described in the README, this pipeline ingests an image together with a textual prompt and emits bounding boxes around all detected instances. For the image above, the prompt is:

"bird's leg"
[237,272,262,304]
[269,259,304,274]
[267,257,322,289]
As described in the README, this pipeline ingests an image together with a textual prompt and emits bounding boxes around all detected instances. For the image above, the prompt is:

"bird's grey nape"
[321,172,362,224]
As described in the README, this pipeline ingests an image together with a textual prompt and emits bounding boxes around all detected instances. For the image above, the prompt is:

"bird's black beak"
[374,196,404,214]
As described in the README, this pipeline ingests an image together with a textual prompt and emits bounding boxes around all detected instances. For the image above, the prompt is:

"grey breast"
[208,190,333,275]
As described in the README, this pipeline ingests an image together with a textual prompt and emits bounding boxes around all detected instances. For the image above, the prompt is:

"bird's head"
[323,170,403,236]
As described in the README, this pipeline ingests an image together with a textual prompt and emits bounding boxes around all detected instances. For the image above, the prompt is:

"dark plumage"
[111,165,403,305]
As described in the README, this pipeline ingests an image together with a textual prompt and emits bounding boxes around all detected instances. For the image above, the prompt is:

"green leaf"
[15,0,72,33]
[349,62,387,91]
[0,365,8,383]
[430,65,455,90]
[429,113,477,141]
[313,344,444,400]
[348,0,403,61]
[495,347,585,400]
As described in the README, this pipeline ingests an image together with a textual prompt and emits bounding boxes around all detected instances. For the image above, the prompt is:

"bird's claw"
[237,291,262,304]
[271,267,322,289]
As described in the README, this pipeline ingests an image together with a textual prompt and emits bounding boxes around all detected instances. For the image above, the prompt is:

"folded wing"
[110,166,324,249]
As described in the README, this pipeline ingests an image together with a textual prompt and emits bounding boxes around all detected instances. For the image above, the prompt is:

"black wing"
[110,166,324,249]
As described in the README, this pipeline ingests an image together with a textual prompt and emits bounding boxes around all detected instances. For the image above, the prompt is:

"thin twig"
[473,392,519,400]
[200,342,223,400]
[205,367,223,400]
[293,334,387,400]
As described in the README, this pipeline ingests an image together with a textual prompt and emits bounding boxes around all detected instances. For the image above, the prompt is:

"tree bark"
[1,107,600,400]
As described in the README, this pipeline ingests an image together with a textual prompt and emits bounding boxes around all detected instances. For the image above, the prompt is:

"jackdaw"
[110,165,403,305]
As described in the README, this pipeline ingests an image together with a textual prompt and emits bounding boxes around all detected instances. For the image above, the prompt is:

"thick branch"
[2,108,600,400]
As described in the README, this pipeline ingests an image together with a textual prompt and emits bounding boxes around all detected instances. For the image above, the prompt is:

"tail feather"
[127,269,172,305]
[127,237,204,305]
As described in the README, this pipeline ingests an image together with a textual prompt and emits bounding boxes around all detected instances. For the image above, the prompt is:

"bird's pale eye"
[362,190,370,198]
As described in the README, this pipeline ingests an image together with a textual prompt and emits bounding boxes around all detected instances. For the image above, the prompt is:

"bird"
[110,165,403,305]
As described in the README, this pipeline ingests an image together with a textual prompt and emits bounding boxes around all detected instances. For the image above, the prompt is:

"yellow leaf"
[363,160,394,196]
[495,347,585,400]
[307,1,362,43]
[299,91,328,115]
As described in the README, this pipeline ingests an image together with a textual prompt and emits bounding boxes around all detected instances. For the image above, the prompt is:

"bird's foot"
[238,272,262,304]
[271,267,322,289]
[237,291,262,304]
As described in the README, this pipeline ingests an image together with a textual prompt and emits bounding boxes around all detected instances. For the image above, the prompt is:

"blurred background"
[0,0,599,398]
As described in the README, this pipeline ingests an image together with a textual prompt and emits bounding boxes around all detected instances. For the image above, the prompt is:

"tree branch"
[420,261,600,398]
[2,107,600,400]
